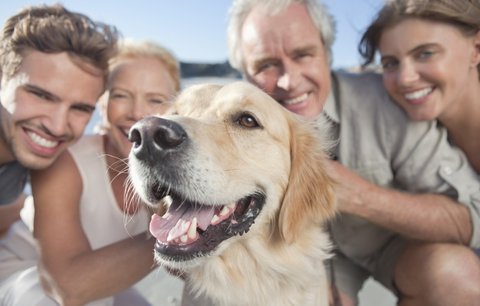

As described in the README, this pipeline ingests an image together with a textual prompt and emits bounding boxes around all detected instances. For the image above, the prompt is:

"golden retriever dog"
[128,81,336,306]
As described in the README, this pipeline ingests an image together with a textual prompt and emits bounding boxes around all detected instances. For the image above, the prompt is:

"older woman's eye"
[110,92,127,99]
[150,99,165,104]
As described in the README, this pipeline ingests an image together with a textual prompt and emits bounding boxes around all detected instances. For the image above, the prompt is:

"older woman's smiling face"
[104,57,176,159]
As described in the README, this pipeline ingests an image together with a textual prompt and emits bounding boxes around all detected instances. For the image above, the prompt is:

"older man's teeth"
[284,93,308,105]
[404,88,433,100]
[27,131,58,148]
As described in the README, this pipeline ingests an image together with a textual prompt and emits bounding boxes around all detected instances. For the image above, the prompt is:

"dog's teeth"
[180,234,188,243]
[211,214,220,225]
[167,219,190,242]
[188,218,198,239]
[227,203,235,209]
[219,205,230,217]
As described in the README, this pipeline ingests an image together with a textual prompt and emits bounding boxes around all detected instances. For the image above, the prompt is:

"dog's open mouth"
[149,183,265,261]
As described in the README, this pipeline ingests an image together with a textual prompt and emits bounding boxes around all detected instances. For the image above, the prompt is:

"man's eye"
[27,89,51,101]
[256,61,277,73]
[73,105,95,114]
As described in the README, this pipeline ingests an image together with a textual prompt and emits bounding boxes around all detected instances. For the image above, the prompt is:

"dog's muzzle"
[129,116,187,164]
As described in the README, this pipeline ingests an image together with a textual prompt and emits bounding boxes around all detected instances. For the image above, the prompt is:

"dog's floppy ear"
[278,117,336,244]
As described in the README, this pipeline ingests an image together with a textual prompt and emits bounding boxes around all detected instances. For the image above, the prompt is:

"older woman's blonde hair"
[108,39,181,91]
[95,39,180,134]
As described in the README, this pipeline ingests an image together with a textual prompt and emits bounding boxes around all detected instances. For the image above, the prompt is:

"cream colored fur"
[132,81,336,306]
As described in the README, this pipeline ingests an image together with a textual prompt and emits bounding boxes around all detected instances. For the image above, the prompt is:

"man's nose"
[277,73,290,90]
[276,61,300,91]
[46,106,69,137]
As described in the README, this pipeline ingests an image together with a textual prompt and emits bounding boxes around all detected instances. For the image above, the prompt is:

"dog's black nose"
[129,116,187,161]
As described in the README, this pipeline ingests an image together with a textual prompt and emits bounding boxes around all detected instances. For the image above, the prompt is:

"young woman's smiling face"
[379,18,480,121]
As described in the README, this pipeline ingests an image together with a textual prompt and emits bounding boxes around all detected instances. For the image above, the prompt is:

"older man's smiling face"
[240,2,331,119]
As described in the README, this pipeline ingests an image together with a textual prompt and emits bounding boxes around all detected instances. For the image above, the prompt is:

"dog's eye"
[236,113,260,128]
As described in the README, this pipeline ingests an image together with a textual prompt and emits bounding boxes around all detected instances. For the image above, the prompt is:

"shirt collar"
[322,88,339,124]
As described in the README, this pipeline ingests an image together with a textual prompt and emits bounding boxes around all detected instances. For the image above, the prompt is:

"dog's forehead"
[175,81,285,118]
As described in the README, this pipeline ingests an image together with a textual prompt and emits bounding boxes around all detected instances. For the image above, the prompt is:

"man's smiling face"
[240,2,332,119]
[0,50,104,169]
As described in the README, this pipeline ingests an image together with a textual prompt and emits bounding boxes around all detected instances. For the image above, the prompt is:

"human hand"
[325,160,376,215]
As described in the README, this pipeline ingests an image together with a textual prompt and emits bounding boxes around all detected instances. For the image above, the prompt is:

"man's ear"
[471,30,480,68]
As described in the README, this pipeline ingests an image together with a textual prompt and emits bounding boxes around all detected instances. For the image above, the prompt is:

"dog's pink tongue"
[149,205,215,243]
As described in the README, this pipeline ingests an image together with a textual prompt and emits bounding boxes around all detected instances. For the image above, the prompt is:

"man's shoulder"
[331,70,401,114]
[332,71,431,130]
[332,70,386,97]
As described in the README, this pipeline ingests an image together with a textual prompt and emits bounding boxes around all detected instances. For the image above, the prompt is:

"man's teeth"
[27,131,58,148]
[404,87,433,100]
[284,93,308,105]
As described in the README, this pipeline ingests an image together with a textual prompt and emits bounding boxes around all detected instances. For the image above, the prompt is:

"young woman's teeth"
[27,131,57,148]
[284,93,308,105]
[404,88,433,100]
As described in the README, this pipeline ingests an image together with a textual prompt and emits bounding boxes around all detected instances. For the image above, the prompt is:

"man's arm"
[328,160,472,245]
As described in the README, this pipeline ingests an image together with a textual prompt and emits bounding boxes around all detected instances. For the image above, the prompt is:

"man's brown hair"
[0,4,119,83]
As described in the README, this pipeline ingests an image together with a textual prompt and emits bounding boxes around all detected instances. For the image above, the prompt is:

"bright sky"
[0,0,384,69]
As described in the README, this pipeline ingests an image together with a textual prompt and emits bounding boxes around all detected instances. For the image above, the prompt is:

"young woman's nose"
[396,61,420,86]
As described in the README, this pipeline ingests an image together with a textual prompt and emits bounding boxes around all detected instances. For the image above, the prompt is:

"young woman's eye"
[418,50,434,60]
[381,59,398,71]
